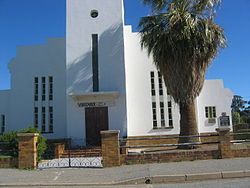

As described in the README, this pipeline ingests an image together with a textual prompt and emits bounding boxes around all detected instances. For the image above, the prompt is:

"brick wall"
[233,149,250,158]
[123,150,219,165]
[102,129,250,168]
[54,143,65,159]
[125,135,178,147]
[0,158,18,168]
[122,147,250,166]
[17,133,39,169]
[101,130,120,167]
[199,132,218,143]
[124,132,219,148]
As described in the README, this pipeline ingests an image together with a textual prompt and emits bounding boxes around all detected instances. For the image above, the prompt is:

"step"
[59,153,102,158]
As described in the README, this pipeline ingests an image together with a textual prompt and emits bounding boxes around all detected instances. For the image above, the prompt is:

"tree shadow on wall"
[66,23,126,94]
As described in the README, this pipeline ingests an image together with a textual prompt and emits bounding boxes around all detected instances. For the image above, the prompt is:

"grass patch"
[0,155,13,158]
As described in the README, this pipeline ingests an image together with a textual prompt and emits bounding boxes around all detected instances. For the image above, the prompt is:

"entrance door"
[85,107,109,146]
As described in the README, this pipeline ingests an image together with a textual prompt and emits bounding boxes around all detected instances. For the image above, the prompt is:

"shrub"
[0,131,18,157]
[19,126,47,161]
[0,126,47,161]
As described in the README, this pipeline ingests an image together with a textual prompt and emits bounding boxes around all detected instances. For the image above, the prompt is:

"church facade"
[0,0,233,146]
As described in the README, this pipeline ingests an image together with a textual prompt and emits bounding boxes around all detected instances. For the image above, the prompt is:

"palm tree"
[139,0,226,148]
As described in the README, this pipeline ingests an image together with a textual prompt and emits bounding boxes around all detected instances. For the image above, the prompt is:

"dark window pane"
[169,120,173,126]
[161,120,165,126]
[151,90,155,96]
[153,121,157,127]
[150,72,154,77]
[152,102,156,108]
[92,34,99,92]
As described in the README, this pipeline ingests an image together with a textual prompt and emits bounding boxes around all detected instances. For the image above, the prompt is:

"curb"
[115,170,250,185]
[0,170,249,186]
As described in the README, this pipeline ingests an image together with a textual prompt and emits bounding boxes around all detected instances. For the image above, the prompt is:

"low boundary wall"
[125,132,220,147]
[101,128,250,167]
[0,158,18,168]
[0,133,38,169]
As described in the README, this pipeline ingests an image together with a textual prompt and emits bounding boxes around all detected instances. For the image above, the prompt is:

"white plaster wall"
[196,80,233,133]
[124,26,233,136]
[124,26,180,136]
[0,90,10,131]
[66,0,127,145]
[7,37,67,139]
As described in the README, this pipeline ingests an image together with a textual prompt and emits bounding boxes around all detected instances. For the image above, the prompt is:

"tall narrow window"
[1,115,5,133]
[160,102,165,127]
[49,76,53,101]
[49,106,53,133]
[158,72,163,96]
[92,34,99,92]
[168,101,173,126]
[42,77,46,101]
[34,107,38,128]
[150,71,156,96]
[152,102,157,127]
[34,77,38,101]
[42,107,46,132]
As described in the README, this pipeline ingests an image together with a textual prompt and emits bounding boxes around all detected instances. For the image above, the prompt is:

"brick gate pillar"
[216,128,232,159]
[17,133,39,169]
[54,143,65,159]
[101,130,120,167]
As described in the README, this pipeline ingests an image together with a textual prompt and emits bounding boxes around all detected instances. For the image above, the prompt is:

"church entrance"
[85,107,109,146]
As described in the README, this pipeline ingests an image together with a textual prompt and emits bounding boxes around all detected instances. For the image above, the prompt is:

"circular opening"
[91,10,98,18]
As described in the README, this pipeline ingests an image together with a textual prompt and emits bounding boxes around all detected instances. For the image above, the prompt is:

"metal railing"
[230,132,250,144]
[0,142,18,157]
[231,140,250,144]
[119,133,219,149]
[120,133,218,142]
[120,141,219,149]
[230,132,250,136]
[119,132,250,149]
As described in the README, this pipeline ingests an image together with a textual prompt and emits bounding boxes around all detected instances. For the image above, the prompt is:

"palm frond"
[142,0,170,12]
[139,0,226,104]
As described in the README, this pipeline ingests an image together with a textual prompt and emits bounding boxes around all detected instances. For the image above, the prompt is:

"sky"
[0,0,250,101]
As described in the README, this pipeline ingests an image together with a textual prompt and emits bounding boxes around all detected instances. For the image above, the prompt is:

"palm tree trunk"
[178,102,199,149]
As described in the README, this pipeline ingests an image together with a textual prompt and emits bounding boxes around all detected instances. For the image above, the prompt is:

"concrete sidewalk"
[0,158,250,186]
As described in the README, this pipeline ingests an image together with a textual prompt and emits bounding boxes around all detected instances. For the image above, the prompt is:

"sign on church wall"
[77,101,115,108]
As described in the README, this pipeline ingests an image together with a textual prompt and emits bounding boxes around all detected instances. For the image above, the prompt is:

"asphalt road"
[2,158,250,184]
[6,178,250,188]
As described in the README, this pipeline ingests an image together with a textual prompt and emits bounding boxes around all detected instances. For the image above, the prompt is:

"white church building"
[0,0,233,146]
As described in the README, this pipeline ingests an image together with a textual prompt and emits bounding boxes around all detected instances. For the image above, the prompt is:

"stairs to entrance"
[60,147,102,158]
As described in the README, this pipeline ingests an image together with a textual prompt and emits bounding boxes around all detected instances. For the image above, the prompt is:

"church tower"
[66,0,127,145]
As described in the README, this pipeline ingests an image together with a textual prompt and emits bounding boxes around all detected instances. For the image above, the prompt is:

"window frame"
[1,115,5,133]
[205,106,217,118]
[42,77,46,101]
